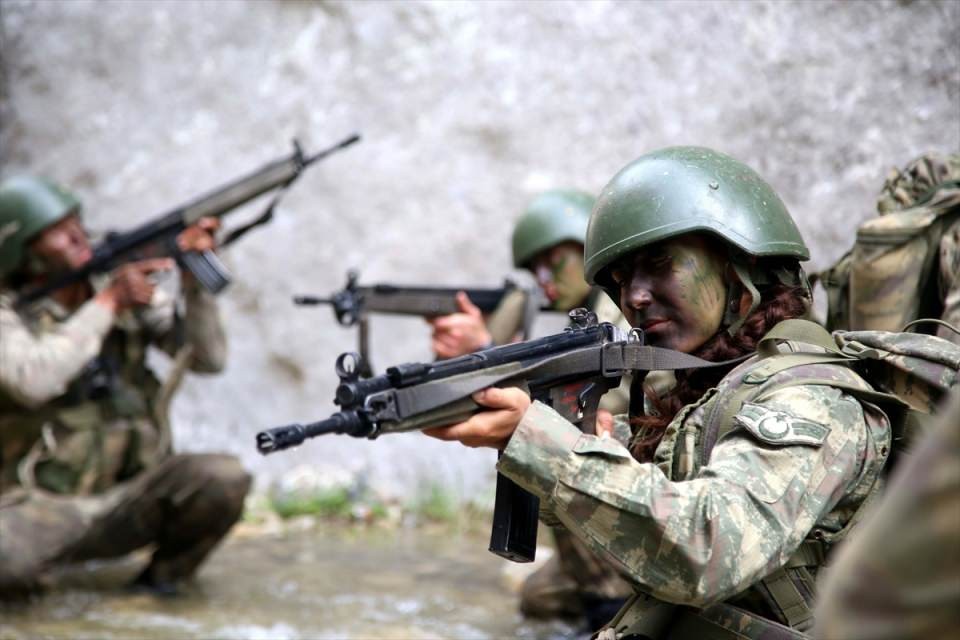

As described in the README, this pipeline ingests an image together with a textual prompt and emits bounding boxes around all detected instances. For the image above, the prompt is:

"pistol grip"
[179,249,231,294]
[488,466,539,563]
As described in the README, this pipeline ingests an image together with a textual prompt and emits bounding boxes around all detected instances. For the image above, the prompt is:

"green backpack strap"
[702,318,915,464]
[756,318,844,358]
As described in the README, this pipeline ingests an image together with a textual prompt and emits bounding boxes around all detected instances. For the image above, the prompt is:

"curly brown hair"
[629,282,810,461]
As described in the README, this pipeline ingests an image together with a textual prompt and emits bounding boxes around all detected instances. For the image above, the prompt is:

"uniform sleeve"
[146,279,227,373]
[486,288,528,346]
[498,384,870,608]
[0,298,114,408]
[937,217,960,344]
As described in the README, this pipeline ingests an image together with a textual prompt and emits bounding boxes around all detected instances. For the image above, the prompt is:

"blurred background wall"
[1,0,958,501]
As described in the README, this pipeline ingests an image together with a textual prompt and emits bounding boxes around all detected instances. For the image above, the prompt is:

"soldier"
[813,388,960,640]
[426,147,894,637]
[428,189,634,630]
[0,176,250,596]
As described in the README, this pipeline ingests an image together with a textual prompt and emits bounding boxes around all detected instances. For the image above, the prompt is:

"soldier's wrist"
[93,289,120,314]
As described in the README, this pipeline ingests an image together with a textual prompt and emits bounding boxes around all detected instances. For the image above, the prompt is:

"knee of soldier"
[169,453,251,517]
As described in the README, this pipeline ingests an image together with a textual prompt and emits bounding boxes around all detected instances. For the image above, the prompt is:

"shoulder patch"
[732,402,831,447]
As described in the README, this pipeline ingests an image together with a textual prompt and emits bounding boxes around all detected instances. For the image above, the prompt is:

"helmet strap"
[725,260,761,336]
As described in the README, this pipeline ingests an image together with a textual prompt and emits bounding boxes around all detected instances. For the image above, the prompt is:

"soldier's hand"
[96,258,173,313]
[177,217,220,254]
[596,409,615,437]
[423,387,531,449]
[427,292,493,359]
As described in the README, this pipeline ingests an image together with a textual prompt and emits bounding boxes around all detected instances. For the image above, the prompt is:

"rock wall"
[1,0,958,499]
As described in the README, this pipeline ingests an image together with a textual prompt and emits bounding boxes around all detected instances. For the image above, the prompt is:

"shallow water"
[0,524,578,640]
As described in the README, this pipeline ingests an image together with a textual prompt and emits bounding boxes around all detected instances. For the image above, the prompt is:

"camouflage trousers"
[0,453,250,597]
[520,526,633,629]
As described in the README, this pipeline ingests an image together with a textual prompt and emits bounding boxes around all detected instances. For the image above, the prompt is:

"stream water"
[0,523,579,640]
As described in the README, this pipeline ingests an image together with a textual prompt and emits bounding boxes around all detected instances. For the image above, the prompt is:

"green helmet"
[585,147,810,334]
[0,176,81,278]
[585,146,809,287]
[511,189,595,268]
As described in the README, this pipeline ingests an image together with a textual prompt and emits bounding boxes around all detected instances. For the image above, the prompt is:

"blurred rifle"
[15,133,361,308]
[294,269,546,375]
[256,309,729,563]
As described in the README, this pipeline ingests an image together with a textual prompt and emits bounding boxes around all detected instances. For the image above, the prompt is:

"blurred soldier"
[818,153,960,342]
[0,176,250,596]
[814,388,960,640]
[428,189,633,630]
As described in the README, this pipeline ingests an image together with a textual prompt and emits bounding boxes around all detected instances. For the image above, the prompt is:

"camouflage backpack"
[816,153,960,335]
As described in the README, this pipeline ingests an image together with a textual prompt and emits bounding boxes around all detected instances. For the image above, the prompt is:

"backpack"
[815,182,960,334]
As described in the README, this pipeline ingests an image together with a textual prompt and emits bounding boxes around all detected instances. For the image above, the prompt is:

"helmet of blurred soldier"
[0,176,82,278]
[511,189,595,269]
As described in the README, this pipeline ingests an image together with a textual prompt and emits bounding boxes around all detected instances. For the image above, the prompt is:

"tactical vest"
[0,297,188,495]
[603,319,960,640]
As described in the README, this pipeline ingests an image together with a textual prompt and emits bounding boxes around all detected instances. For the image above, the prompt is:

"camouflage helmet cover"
[511,189,595,268]
[584,146,810,288]
[0,176,81,278]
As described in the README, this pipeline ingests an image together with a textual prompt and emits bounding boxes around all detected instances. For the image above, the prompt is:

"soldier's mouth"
[641,318,668,332]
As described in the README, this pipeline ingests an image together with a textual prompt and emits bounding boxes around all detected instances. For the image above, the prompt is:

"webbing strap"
[673,603,812,640]
[760,567,814,630]
[390,344,748,422]
[757,319,843,358]
[603,343,750,373]
[784,540,826,569]
[701,354,852,466]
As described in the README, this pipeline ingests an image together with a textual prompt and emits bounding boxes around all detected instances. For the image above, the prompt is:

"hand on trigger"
[96,258,174,313]
[427,291,493,359]
[176,217,220,254]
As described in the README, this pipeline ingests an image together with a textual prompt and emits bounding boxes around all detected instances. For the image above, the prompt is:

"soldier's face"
[530,242,592,311]
[29,214,92,272]
[611,235,728,353]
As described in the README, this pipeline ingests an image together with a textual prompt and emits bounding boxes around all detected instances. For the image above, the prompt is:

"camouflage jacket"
[0,276,226,495]
[498,341,891,611]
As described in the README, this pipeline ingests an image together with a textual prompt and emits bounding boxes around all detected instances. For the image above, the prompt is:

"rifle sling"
[220,186,285,247]
[382,343,749,425]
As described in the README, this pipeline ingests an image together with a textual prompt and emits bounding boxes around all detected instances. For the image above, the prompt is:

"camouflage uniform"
[0,276,250,595]
[498,337,891,637]
[814,389,960,640]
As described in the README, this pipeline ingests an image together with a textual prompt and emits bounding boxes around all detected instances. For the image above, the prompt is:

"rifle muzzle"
[256,412,372,454]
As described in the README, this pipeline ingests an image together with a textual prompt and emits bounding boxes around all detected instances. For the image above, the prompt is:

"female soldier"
[425,147,891,638]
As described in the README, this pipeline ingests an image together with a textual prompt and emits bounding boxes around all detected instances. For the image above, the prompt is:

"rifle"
[256,309,730,563]
[15,133,361,308]
[294,269,545,375]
